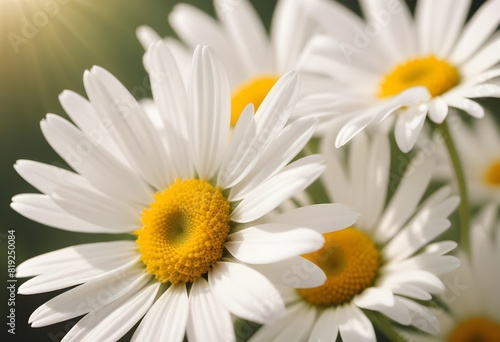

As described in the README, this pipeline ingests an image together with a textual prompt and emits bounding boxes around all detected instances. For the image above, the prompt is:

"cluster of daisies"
[12,0,500,341]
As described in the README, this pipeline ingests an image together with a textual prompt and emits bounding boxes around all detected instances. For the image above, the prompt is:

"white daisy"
[136,0,323,127]
[250,131,460,341]
[403,204,500,341]
[297,0,500,152]
[434,114,500,206]
[12,44,359,342]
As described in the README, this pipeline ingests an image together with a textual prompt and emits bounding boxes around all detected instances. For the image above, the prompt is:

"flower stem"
[434,119,470,254]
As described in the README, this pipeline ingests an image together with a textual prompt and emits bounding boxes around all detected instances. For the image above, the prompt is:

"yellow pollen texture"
[135,179,231,284]
[484,159,500,187]
[378,55,459,98]
[230,75,279,127]
[448,317,500,342]
[297,228,380,306]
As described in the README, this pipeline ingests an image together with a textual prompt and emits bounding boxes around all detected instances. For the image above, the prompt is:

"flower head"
[13,44,358,341]
[251,132,460,341]
[297,0,500,152]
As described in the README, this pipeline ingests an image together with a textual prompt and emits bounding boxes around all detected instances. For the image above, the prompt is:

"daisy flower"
[12,44,359,341]
[298,0,500,152]
[136,0,322,127]
[250,132,460,341]
[403,204,500,341]
[434,114,500,206]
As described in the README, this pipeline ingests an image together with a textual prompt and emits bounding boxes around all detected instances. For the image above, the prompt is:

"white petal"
[359,0,416,59]
[11,194,115,233]
[218,72,299,188]
[373,86,431,123]
[186,277,235,342]
[396,296,440,334]
[360,132,391,228]
[85,67,171,190]
[270,204,359,234]
[148,41,193,179]
[383,212,456,262]
[428,97,449,123]
[18,242,140,294]
[132,284,189,342]
[14,159,92,195]
[62,282,159,342]
[354,287,394,308]
[394,104,427,153]
[40,114,152,205]
[297,35,380,87]
[461,34,500,77]
[168,4,243,85]
[229,117,317,201]
[217,104,257,187]
[338,304,376,342]
[250,256,326,289]
[375,153,435,243]
[450,0,500,65]
[136,25,162,50]
[226,224,324,264]
[435,0,471,57]
[214,0,272,75]
[30,268,150,327]
[446,97,484,118]
[379,270,445,294]
[390,284,432,301]
[462,83,500,99]
[348,132,369,215]
[354,288,411,325]
[52,183,141,231]
[321,130,352,205]
[209,261,285,324]
[188,45,231,179]
[414,0,434,54]
[309,308,339,342]
[388,254,460,277]
[250,302,315,342]
[59,90,127,161]
[17,240,137,277]
[335,111,375,148]
[305,0,389,72]
[271,0,318,72]
[424,240,458,256]
[230,155,325,223]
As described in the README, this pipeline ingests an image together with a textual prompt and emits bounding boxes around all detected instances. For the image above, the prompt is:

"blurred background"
[0,0,494,341]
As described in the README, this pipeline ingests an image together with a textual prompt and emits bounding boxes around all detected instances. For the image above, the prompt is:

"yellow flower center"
[297,228,380,306]
[448,317,500,342]
[135,179,231,284]
[484,159,500,187]
[230,75,279,126]
[378,55,459,98]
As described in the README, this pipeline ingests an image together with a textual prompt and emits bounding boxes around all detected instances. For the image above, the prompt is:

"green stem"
[434,119,470,254]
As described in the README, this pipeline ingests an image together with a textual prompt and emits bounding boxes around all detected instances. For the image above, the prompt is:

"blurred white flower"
[297,0,500,152]
[403,204,500,341]
[137,0,325,127]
